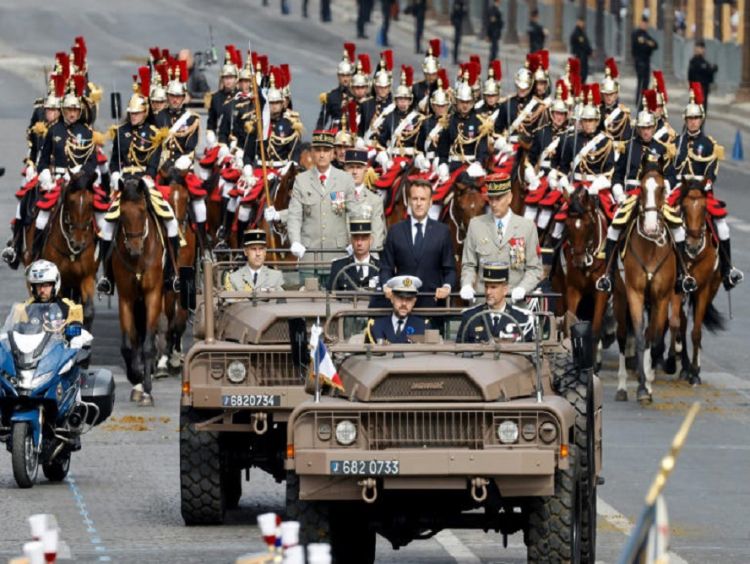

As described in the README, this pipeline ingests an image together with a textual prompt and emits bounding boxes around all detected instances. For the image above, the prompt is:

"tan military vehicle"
[286,308,603,563]
[179,255,371,525]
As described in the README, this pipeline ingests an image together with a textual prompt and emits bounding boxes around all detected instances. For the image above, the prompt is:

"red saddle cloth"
[184,172,207,198]
[198,146,221,168]
[374,156,411,189]
[36,186,62,210]
[524,177,552,205]
[16,175,39,198]
[433,165,467,202]
[241,168,278,205]
[96,148,108,165]
[92,185,111,211]
[667,187,727,218]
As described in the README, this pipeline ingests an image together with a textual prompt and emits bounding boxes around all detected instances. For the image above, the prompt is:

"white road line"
[434,530,481,563]
[597,497,689,564]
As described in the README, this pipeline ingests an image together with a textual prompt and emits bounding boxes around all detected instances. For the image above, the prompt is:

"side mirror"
[287,318,308,382]
[179,266,196,310]
[110,92,122,121]
[571,321,594,372]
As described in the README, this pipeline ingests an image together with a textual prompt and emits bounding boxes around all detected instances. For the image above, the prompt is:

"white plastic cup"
[282,545,304,564]
[257,512,278,545]
[41,528,58,562]
[280,521,300,548]
[22,541,45,564]
[307,543,332,564]
[27,515,51,540]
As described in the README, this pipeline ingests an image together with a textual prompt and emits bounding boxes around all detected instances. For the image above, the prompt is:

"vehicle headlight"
[335,420,357,446]
[497,420,519,444]
[522,422,537,441]
[539,421,558,444]
[226,361,247,384]
[317,422,332,441]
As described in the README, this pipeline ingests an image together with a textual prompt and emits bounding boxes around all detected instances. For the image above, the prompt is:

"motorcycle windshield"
[1,303,66,370]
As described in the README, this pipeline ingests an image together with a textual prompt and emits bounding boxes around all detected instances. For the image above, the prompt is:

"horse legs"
[591,288,608,372]
[139,289,163,406]
[664,293,682,375]
[118,299,143,400]
[689,290,710,386]
[625,286,651,404]
[644,296,671,402]
[81,276,96,331]
[612,281,630,401]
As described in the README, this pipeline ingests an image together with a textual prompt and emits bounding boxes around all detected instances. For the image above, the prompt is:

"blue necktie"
[414,221,424,253]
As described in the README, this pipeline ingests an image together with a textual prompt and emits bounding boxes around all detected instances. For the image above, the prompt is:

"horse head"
[61,170,96,255]
[296,142,314,171]
[453,172,486,226]
[679,178,708,254]
[638,165,666,237]
[119,176,150,258]
[565,186,600,269]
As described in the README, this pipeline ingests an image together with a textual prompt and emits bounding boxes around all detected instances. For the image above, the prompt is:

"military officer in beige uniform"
[285,130,356,264]
[343,148,386,251]
[460,173,543,301]
[224,229,285,292]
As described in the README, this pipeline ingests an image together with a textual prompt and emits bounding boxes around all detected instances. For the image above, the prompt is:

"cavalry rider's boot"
[195,221,209,257]
[675,241,698,294]
[216,198,230,241]
[719,239,744,290]
[96,240,114,295]
[30,228,45,261]
[595,239,618,293]
[1,220,23,270]
[166,235,182,292]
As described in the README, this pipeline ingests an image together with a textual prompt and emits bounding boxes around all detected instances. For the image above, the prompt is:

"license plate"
[221,394,281,408]
[330,460,400,476]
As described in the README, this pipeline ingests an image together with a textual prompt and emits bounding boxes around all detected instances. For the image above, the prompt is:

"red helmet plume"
[343,42,356,63]
[178,60,188,83]
[52,74,66,98]
[138,66,151,97]
[604,57,619,79]
[155,62,169,86]
[652,70,667,103]
[642,89,658,112]
[72,74,86,97]
[280,63,291,86]
[555,79,568,101]
[437,68,449,89]
[401,64,414,87]
[536,49,549,70]
[689,82,704,105]
[489,59,502,81]
[428,38,441,57]
[258,55,269,75]
[357,53,371,76]
[149,47,161,62]
[56,52,71,83]
[380,49,393,72]
[469,54,482,74]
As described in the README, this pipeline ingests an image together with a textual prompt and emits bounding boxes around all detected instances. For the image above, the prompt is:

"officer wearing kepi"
[457,263,532,343]
[460,173,543,303]
[224,229,285,292]
[343,148,386,251]
[328,217,381,291]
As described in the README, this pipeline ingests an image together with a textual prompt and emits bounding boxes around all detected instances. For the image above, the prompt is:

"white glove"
[69,164,82,176]
[611,183,626,204]
[548,169,559,189]
[413,153,431,172]
[460,285,476,301]
[38,169,53,191]
[110,171,121,191]
[217,144,231,162]
[375,151,390,169]
[206,130,217,149]
[25,165,36,182]
[494,135,508,153]
[558,174,572,194]
[229,138,237,151]
[174,155,192,172]
[290,241,306,258]
[264,206,281,222]
[437,163,450,183]
[466,162,486,178]
[233,149,244,169]
[589,174,611,194]
[279,161,293,176]
[242,164,254,178]
[345,244,353,256]
[511,286,526,301]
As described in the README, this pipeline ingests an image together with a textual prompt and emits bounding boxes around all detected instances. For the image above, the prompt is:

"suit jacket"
[224,264,284,292]
[456,303,532,343]
[328,255,381,291]
[287,166,356,255]
[367,314,426,344]
[380,218,457,306]
[461,212,542,293]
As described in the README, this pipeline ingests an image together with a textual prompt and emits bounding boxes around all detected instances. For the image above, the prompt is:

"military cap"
[482,263,509,283]
[311,129,335,148]
[242,228,267,246]
[386,275,422,295]
[344,149,368,165]
[485,173,512,197]
[349,218,372,234]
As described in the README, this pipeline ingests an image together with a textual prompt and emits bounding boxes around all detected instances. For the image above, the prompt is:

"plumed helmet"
[635,109,656,128]
[334,129,354,147]
[550,80,569,114]
[600,58,619,95]
[423,39,441,74]
[26,259,61,297]
[150,85,167,102]
[127,94,148,113]
[684,82,705,119]
[514,67,532,90]
[579,84,601,121]
[394,66,414,99]
[483,77,500,96]
[337,42,356,75]
[455,81,473,102]
[44,93,61,109]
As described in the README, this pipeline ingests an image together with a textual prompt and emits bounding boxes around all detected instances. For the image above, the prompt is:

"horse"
[560,186,609,362]
[616,167,679,404]
[508,132,533,216]
[670,178,725,385]
[112,176,166,406]
[442,172,487,268]
[157,175,197,378]
[40,171,99,329]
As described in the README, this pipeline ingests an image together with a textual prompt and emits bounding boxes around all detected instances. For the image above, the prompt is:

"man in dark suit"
[328,218,381,291]
[366,275,426,343]
[528,9,546,53]
[570,17,592,83]
[687,40,718,113]
[451,0,468,65]
[631,15,658,106]
[487,0,504,62]
[379,178,457,308]
[456,264,532,343]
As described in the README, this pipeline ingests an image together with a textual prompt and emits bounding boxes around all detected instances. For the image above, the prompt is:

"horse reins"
[52,189,94,261]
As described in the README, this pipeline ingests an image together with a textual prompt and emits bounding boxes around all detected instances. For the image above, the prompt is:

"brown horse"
[157,176,197,378]
[112,176,165,406]
[671,179,724,385]
[617,168,679,404]
[379,161,415,229]
[40,171,99,329]
[561,186,609,361]
[442,172,487,267]
[509,133,533,216]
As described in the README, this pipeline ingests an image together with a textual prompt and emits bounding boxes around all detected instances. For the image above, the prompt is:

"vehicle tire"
[554,354,597,563]
[526,445,582,563]
[330,503,376,564]
[224,468,242,510]
[286,471,331,544]
[180,408,226,525]
[43,451,71,482]
[12,422,39,489]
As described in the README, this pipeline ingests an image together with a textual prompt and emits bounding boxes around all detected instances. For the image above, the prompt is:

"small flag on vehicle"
[309,323,344,392]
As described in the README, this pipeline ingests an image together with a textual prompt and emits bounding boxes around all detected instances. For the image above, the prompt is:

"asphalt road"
[1,1,749,562]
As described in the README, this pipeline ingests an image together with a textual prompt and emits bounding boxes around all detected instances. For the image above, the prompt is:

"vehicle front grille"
[202,351,304,386]
[366,410,488,449]
[370,373,483,401]
[260,322,291,343]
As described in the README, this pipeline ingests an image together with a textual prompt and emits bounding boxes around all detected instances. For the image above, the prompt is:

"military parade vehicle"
[285,305,603,563]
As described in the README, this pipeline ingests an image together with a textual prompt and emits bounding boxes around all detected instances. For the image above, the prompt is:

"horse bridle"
[567,207,606,270]
[53,189,94,261]
[448,184,482,245]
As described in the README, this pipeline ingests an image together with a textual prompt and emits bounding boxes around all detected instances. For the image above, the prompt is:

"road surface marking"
[434,530,481,563]
[67,472,111,562]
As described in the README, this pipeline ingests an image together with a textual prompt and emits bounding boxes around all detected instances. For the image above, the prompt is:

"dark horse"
[112,176,165,406]
[672,178,725,385]
[614,167,679,404]
[442,172,487,269]
[41,171,99,329]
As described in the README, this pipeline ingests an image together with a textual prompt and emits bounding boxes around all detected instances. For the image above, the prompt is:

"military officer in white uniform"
[460,173,543,300]
[224,229,285,292]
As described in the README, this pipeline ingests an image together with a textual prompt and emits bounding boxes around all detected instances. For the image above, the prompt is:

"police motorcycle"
[0,262,115,488]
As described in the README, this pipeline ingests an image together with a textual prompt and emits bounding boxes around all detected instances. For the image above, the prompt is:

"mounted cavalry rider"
[523,80,570,231]
[362,52,395,143]
[412,39,442,114]
[95,84,183,295]
[417,71,451,167]
[599,58,631,144]
[596,93,690,294]
[475,60,503,121]
[317,43,355,130]
[495,53,547,140]
[669,83,743,290]
[350,55,375,136]
[225,59,257,163]
[206,46,240,145]
[651,70,676,147]
[30,75,98,261]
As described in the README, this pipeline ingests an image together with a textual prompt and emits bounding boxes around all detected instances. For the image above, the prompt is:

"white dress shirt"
[353,254,371,279]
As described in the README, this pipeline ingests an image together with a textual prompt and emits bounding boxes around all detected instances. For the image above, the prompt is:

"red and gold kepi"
[311,129,335,147]
[485,172,511,196]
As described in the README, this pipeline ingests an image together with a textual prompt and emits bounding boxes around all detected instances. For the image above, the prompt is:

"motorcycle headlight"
[226,360,247,384]
[335,420,357,446]
[497,420,519,444]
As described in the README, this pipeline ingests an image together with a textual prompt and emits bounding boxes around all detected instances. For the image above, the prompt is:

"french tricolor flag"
[310,323,344,392]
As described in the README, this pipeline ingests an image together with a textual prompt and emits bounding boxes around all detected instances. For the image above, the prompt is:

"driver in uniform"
[365,275,426,344]
[224,229,285,292]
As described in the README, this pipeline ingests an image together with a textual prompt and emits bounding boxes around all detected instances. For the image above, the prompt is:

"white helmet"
[26,260,61,298]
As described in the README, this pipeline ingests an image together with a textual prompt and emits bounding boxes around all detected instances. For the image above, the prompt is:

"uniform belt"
[573,173,598,182]
[680,173,704,181]
[388,147,416,156]
[625,179,640,187]
[256,160,285,168]
[449,155,476,163]
[540,160,551,168]
[52,167,67,175]
[122,165,146,175]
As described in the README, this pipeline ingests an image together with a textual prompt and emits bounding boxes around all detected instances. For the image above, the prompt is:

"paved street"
[0,0,749,562]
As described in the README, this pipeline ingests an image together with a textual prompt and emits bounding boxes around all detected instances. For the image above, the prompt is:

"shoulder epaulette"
[319,92,327,105]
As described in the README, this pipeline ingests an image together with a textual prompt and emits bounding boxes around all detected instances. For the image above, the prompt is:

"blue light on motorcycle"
[65,324,82,338]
